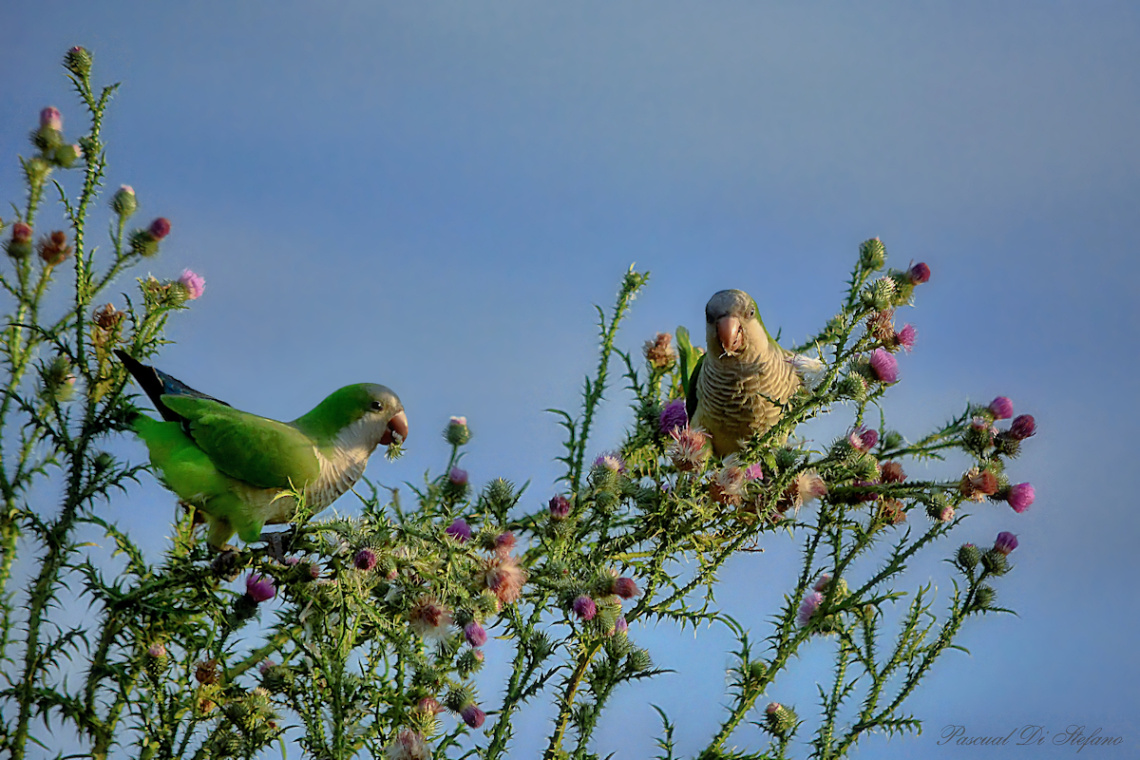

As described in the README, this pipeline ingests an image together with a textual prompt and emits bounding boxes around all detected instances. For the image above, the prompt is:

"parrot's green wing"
[161,395,321,489]
[677,325,705,420]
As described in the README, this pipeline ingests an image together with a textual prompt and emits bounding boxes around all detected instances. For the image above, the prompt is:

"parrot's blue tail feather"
[115,349,231,423]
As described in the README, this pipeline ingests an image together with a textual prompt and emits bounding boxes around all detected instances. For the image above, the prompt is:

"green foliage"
[1,51,1036,760]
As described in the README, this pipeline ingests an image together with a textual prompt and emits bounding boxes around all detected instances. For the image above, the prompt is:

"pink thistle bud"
[148,217,171,240]
[548,494,571,520]
[880,461,906,483]
[907,262,931,284]
[668,426,709,472]
[994,531,1018,555]
[258,659,275,675]
[353,548,377,571]
[245,573,276,603]
[572,595,596,621]
[797,591,823,626]
[895,324,916,351]
[464,621,488,647]
[659,398,688,434]
[148,643,167,659]
[178,269,205,300]
[766,702,782,714]
[1007,483,1035,513]
[612,577,640,599]
[494,532,516,554]
[849,426,878,453]
[40,107,63,131]
[813,574,832,592]
[1009,414,1036,440]
[937,504,955,523]
[416,696,443,715]
[988,396,1013,420]
[445,518,472,542]
[12,222,33,243]
[446,415,471,445]
[614,617,628,635]
[868,348,899,383]
[461,703,486,729]
[448,466,468,486]
[744,462,764,481]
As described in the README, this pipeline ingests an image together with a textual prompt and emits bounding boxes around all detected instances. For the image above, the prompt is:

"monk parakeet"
[117,350,408,549]
[681,289,800,457]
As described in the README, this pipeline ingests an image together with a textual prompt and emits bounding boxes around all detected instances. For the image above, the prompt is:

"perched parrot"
[680,289,800,457]
[117,350,409,549]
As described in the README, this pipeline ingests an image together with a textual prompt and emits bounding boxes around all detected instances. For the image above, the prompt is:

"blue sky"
[3,3,1138,758]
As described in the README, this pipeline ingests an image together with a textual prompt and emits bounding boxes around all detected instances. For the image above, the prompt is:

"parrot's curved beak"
[717,316,744,356]
[381,410,409,445]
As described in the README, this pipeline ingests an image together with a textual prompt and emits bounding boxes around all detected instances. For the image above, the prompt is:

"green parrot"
[680,289,800,457]
[117,350,409,549]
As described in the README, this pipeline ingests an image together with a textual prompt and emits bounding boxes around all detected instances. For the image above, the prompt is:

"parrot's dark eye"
[370,401,384,412]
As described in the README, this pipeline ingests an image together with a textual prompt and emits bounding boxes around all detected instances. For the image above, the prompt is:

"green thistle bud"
[456,648,485,677]
[837,374,868,402]
[31,125,64,153]
[605,628,634,658]
[210,729,243,757]
[24,157,51,187]
[482,477,517,512]
[528,630,555,659]
[145,642,167,682]
[443,685,474,713]
[747,659,768,683]
[889,274,916,306]
[445,415,471,445]
[64,46,93,76]
[473,590,500,619]
[52,143,81,168]
[981,549,1011,576]
[973,585,996,609]
[852,453,880,482]
[40,356,76,403]
[764,702,798,738]
[881,430,905,450]
[593,595,622,632]
[994,432,1022,458]
[129,229,159,257]
[93,452,114,475]
[626,648,653,673]
[774,447,799,473]
[260,663,295,695]
[858,237,887,270]
[111,185,137,218]
[956,543,981,571]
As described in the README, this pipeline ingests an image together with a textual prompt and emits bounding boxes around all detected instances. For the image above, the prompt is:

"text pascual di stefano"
[939,724,1124,752]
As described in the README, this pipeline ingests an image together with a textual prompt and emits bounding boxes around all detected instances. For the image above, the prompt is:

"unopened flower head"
[245,573,276,603]
[409,595,452,640]
[445,518,472,542]
[460,703,486,729]
[1009,414,1036,440]
[612,576,640,599]
[572,594,597,621]
[446,415,471,445]
[994,531,1019,555]
[178,269,205,300]
[548,494,571,520]
[668,425,708,472]
[148,217,171,240]
[1007,483,1035,513]
[64,46,92,76]
[813,574,832,592]
[464,621,488,647]
[797,590,823,626]
[110,185,137,217]
[907,261,931,284]
[659,398,688,434]
[12,222,33,244]
[448,466,468,486]
[849,426,878,453]
[147,642,167,659]
[868,348,899,383]
[494,531,517,555]
[643,332,677,369]
[353,548,378,571]
[614,617,629,635]
[989,396,1014,420]
[40,107,63,131]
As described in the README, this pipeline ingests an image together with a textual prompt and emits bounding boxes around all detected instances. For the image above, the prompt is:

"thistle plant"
[1,51,1038,760]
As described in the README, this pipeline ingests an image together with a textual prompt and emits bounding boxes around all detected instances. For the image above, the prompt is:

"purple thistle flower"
[659,399,688,434]
[448,466,468,486]
[849,426,878,453]
[178,269,205,300]
[148,217,171,240]
[549,494,571,520]
[572,595,596,621]
[907,261,931,284]
[797,591,823,626]
[1008,483,1035,513]
[989,396,1014,420]
[461,703,486,729]
[245,573,276,603]
[445,518,472,542]
[40,106,63,131]
[464,621,488,647]
[614,617,628,635]
[868,348,899,383]
[593,452,625,473]
[895,324,916,351]
[353,548,378,571]
[1010,415,1036,440]
[744,462,765,481]
[994,531,1019,555]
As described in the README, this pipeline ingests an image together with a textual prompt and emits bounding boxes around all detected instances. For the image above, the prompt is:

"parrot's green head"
[296,383,408,450]
[705,289,772,360]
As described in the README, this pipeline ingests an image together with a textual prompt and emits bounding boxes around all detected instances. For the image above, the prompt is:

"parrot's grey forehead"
[705,289,752,321]
[361,383,401,404]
